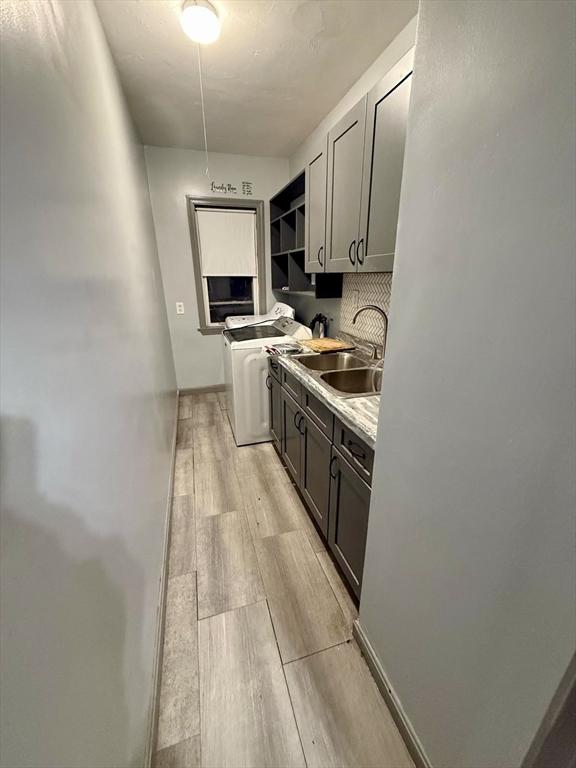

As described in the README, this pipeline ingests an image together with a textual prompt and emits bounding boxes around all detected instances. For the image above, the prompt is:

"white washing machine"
[224,301,294,329]
[223,318,311,446]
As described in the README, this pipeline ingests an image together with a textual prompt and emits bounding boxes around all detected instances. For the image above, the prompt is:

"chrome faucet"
[352,305,388,361]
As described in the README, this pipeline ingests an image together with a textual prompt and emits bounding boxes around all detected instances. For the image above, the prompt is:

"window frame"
[186,196,266,335]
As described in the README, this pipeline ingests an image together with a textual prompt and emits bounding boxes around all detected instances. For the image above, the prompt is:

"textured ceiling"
[96,0,417,157]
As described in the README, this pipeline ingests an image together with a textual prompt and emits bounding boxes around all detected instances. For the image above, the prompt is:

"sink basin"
[295,352,366,372]
[320,367,382,396]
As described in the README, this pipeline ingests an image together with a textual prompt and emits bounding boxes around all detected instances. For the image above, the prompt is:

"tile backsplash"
[339,272,392,344]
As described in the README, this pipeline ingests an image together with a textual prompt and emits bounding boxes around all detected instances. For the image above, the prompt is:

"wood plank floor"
[153,391,413,768]
[199,601,305,768]
[196,510,264,619]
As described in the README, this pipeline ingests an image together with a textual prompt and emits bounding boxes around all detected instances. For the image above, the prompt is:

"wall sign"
[210,180,253,196]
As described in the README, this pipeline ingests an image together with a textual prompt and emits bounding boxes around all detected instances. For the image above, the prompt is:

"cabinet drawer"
[282,367,302,402]
[334,419,374,485]
[301,386,334,440]
[268,356,282,383]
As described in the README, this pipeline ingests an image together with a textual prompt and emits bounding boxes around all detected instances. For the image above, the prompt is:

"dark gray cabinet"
[301,388,334,440]
[268,356,281,383]
[322,50,413,275]
[267,373,282,454]
[269,172,342,298]
[333,418,374,485]
[359,50,413,272]
[271,364,374,600]
[325,97,367,273]
[282,367,301,402]
[281,388,302,486]
[305,139,328,273]
[328,447,372,599]
[278,375,332,538]
[300,414,331,537]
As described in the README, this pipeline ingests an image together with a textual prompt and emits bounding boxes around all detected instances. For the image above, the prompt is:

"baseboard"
[144,389,179,767]
[179,384,225,395]
[353,619,432,768]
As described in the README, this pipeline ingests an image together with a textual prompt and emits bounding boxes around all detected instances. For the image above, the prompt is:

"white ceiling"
[96,0,417,158]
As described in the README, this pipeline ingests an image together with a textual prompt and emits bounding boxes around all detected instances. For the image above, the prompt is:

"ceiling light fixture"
[180,0,221,45]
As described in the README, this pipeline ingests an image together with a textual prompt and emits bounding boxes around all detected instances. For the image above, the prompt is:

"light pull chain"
[196,42,210,178]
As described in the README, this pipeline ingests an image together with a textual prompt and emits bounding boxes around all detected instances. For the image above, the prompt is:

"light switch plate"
[176,302,185,314]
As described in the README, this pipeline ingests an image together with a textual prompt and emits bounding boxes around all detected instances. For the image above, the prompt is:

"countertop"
[277,354,381,449]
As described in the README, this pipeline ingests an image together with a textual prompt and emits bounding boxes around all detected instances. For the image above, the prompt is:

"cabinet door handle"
[329,455,338,479]
[356,238,364,265]
[298,414,306,435]
[347,440,366,461]
[266,375,272,391]
[348,239,356,265]
[293,411,302,430]
[318,245,324,267]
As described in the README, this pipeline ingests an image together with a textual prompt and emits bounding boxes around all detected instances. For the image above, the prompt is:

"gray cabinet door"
[281,388,302,487]
[304,139,328,273]
[358,50,413,272]
[325,97,367,273]
[328,447,371,598]
[300,414,331,537]
[268,374,282,454]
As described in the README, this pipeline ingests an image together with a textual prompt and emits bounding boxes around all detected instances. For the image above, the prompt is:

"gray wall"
[145,146,288,390]
[359,1,576,767]
[0,2,177,766]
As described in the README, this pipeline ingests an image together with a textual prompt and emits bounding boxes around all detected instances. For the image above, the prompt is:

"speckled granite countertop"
[277,354,381,449]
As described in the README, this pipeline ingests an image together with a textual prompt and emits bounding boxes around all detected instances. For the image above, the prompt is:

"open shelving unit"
[269,171,342,298]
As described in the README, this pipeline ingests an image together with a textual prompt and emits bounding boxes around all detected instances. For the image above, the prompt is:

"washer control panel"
[273,318,312,340]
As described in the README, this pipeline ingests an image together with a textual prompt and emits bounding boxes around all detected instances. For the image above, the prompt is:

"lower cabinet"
[328,447,371,599]
[267,373,282,453]
[300,414,331,538]
[272,363,373,600]
[281,388,302,486]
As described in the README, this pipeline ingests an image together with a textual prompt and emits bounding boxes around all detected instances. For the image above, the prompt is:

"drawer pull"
[329,455,338,479]
[348,239,356,266]
[270,360,279,370]
[347,440,366,461]
[356,238,364,265]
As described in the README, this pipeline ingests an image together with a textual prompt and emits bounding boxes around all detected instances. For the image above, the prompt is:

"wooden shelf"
[271,247,305,258]
[270,202,306,224]
[269,172,305,220]
[269,172,342,299]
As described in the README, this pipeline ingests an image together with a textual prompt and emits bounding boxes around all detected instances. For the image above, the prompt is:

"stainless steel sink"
[320,367,382,396]
[295,353,366,372]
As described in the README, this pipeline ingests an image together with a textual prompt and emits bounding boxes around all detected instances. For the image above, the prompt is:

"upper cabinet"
[304,138,328,274]
[323,49,414,274]
[273,49,414,278]
[359,50,414,271]
[325,97,367,273]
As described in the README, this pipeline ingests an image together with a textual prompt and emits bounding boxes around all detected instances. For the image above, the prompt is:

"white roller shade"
[196,208,257,276]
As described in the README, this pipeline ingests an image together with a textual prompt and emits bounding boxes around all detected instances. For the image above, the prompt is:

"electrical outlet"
[176,302,185,315]
[353,289,360,309]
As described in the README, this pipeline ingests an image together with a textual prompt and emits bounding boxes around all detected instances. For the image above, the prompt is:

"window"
[187,198,266,333]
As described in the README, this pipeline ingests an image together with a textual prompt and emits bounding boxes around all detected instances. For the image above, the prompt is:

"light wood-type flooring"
[153,391,413,768]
